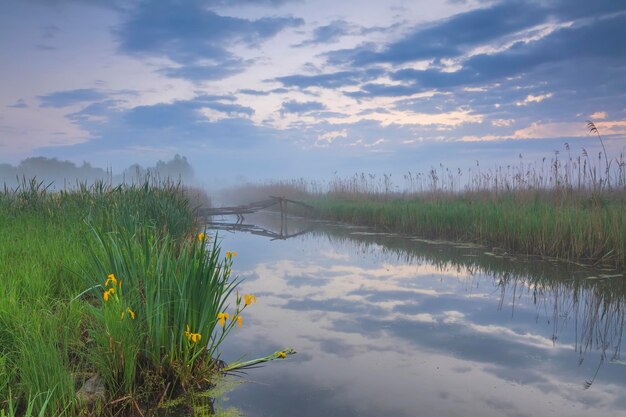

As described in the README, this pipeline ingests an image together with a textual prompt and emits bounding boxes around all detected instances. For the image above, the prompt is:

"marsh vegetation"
[223,128,625,270]
[0,179,273,416]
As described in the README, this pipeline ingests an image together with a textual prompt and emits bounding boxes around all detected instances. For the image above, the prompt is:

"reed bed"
[311,194,624,269]
[223,131,625,270]
[0,179,258,416]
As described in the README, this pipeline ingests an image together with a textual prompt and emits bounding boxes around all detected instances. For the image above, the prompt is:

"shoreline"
[305,193,625,271]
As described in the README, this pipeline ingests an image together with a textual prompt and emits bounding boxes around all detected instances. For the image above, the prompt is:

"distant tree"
[0,155,194,188]
[154,154,194,182]
[122,163,148,183]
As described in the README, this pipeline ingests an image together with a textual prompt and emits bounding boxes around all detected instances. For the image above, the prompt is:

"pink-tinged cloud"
[462,120,626,142]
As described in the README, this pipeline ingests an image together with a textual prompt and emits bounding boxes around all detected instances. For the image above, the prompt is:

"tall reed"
[221,133,625,269]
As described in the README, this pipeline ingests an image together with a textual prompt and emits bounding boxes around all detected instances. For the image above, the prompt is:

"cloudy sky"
[1,0,625,184]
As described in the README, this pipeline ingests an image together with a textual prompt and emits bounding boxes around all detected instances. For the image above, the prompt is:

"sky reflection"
[215,217,626,417]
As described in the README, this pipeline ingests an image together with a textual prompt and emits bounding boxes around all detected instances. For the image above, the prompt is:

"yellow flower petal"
[236,316,242,328]
[198,232,205,241]
[105,273,117,287]
[244,294,257,306]
[277,351,286,359]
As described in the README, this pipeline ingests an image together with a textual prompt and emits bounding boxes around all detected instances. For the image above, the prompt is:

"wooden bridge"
[197,196,315,224]
[203,220,312,241]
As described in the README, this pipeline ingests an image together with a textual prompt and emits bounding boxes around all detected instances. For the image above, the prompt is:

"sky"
[1,0,625,185]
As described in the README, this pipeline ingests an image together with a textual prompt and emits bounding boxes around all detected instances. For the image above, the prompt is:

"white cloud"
[491,118,514,127]
[462,119,626,142]
[317,129,348,145]
[199,108,230,122]
[364,138,385,147]
[516,93,553,106]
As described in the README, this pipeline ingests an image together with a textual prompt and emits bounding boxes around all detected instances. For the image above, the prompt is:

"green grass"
[0,179,252,416]
[308,192,625,269]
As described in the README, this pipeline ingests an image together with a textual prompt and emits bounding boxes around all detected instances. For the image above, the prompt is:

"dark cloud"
[336,11,626,128]
[274,68,384,89]
[327,2,549,66]
[38,89,106,108]
[293,20,352,47]
[115,0,303,81]
[345,83,421,99]
[390,14,626,89]
[123,95,254,128]
[30,0,296,9]
[158,60,248,81]
[327,1,624,68]
[62,94,275,154]
[239,88,271,96]
[280,100,327,116]
[548,0,626,20]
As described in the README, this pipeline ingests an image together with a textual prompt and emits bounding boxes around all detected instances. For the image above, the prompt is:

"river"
[210,212,626,417]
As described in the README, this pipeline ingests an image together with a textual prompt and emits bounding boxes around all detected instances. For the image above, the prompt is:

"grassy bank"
[0,180,257,416]
[309,192,625,270]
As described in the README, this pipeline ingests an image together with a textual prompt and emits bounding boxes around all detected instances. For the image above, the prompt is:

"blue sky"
[1,0,625,184]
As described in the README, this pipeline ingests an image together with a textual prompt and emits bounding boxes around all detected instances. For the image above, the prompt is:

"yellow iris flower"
[105,273,117,287]
[217,312,229,327]
[103,288,115,302]
[184,324,201,343]
[226,251,237,260]
[244,294,256,306]
[198,232,205,241]
[277,351,286,359]
[236,315,242,328]
[121,307,135,320]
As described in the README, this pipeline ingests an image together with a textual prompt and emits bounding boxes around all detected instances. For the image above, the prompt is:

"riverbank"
[0,180,249,416]
[307,191,625,270]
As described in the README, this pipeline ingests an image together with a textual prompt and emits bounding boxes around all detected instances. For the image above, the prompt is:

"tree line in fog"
[0,154,194,188]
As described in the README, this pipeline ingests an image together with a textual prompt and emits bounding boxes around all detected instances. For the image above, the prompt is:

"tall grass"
[310,194,624,268]
[83,224,247,402]
[221,132,625,269]
[0,178,249,416]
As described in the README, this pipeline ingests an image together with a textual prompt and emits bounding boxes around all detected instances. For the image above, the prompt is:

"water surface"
[212,213,626,417]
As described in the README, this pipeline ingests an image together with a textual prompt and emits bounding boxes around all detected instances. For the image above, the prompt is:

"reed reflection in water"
[213,212,626,417]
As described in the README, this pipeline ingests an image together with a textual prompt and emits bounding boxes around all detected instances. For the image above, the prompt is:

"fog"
[0,154,194,190]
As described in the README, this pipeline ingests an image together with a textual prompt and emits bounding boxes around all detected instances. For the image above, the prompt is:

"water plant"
[83,223,256,403]
[0,179,292,416]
